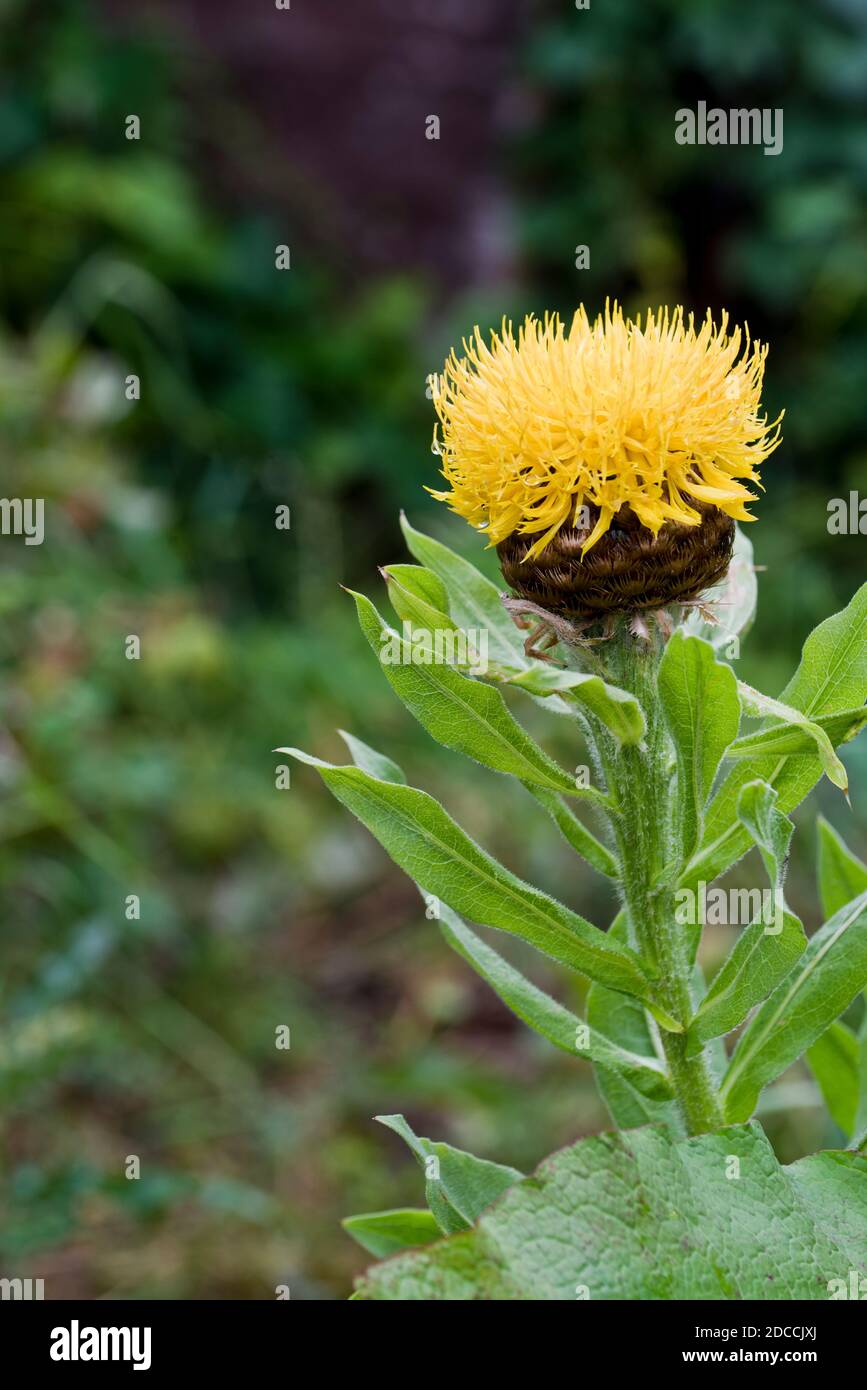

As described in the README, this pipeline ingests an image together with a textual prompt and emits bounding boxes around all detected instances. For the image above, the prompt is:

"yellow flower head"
[427,303,782,560]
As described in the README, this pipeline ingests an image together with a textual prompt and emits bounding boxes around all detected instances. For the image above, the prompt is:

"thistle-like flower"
[428,304,781,622]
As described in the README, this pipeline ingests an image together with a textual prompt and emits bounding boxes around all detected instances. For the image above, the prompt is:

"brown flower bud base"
[496,502,735,624]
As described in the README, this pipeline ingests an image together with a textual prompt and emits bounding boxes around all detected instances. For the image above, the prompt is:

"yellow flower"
[428,303,782,560]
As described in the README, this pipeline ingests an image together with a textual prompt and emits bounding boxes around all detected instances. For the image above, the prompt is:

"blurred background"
[1,0,866,1299]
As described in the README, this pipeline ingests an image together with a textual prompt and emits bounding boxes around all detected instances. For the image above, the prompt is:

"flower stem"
[597,629,725,1135]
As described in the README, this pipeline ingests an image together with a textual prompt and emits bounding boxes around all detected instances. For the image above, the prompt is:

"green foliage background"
[0,0,865,1297]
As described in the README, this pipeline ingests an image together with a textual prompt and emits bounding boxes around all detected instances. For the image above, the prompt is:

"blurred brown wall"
[102,0,529,283]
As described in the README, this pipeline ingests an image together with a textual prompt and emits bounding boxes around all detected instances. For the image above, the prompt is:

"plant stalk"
[597,627,725,1135]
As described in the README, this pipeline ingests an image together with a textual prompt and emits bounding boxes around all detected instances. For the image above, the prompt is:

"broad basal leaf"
[282,749,653,999]
[658,631,740,862]
[721,889,867,1122]
[356,1121,867,1299]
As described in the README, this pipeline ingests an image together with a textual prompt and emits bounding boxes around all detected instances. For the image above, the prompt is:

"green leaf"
[382,563,450,617]
[806,1022,861,1137]
[351,591,577,794]
[683,582,867,893]
[687,782,807,1056]
[721,889,867,1122]
[381,565,490,671]
[587,912,683,1132]
[400,512,526,670]
[342,1208,441,1258]
[812,821,867,1138]
[734,682,849,792]
[334,736,656,1089]
[726,708,867,768]
[383,573,464,643]
[524,784,618,878]
[356,1122,867,1299]
[736,778,795,900]
[683,524,757,652]
[282,749,653,999]
[658,632,740,862]
[505,665,646,746]
[856,1016,867,1146]
[438,905,671,1100]
[817,816,867,919]
[376,1114,521,1235]
[336,730,406,785]
[691,927,808,1059]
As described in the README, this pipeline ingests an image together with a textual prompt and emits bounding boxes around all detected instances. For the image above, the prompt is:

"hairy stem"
[597,628,725,1135]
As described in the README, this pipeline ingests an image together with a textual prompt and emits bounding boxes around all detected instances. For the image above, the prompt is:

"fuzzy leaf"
[335,738,654,1086]
[683,582,867,894]
[282,749,653,999]
[525,784,618,878]
[587,913,683,1131]
[356,1122,867,1299]
[721,890,867,1122]
[687,782,806,1054]
[658,632,740,862]
[438,906,671,1099]
[376,1114,522,1235]
[399,513,527,670]
[342,1208,441,1258]
[382,571,465,646]
[735,682,849,791]
[736,778,795,900]
[505,665,646,746]
[857,1016,867,1146]
[806,1022,861,1138]
[336,730,406,785]
[817,816,867,919]
[687,906,805,1057]
[726,707,867,769]
[810,820,867,1137]
[352,591,577,794]
[382,563,450,617]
